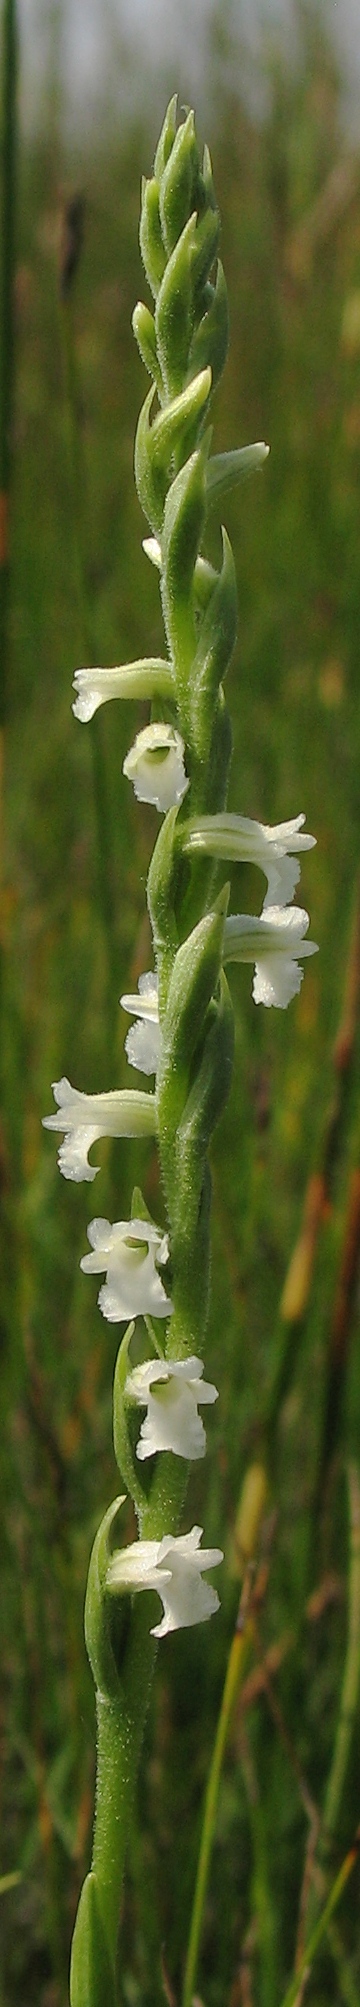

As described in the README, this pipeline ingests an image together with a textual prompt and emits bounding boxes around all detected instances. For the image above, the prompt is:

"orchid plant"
[43,99,316,2006]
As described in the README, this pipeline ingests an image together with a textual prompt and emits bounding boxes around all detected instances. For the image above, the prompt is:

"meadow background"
[2,3,360,2002]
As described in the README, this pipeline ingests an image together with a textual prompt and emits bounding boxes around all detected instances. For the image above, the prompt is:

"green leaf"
[206,440,270,504]
[190,528,237,758]
[70,1872,117,2007]
[113,1325,149,1511]
[187,259,229,394]
[153,93,177,180]
[159,110,198,256]
[139,177,166,300]
[84,1498,129,1697]
[132,301,164,399]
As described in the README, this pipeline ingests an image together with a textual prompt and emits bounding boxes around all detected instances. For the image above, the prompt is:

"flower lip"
[107,1523,223,1637]
[125,1353,218,1461]
[123,723,189,812]
[80,1215,173,1323]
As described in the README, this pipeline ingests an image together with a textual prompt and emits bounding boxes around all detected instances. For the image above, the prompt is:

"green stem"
[91,1612,156,1967]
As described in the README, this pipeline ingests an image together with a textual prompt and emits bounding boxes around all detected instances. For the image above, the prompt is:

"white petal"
[224,906,318,1010]
[184,811,315,908]
[107,1526,222,1638]
[43,1082,157,1179]
[80,1216,172,1324]
[58,1126,102,1183]
[123,724,189,812]
[253,954,303,1008]
[125,1353,218,1462]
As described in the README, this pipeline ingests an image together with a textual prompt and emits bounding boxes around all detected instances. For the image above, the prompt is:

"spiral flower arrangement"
[43,98,316,2005]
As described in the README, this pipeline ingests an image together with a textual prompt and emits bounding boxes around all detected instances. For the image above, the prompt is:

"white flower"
[183,812,315,908]
[126,1354,218,1460]
[80,1216,172,1323]
[42,1079,156,1181]
[123,723,189,812]
[223,905,318,1008]
[107,1524,223,1638]
[120,973,161,1076]
[142,536,162,570]
[72,658,172,722]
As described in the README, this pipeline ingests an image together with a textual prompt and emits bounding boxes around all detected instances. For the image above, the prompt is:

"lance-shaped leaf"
[134,369,211,534]
[155,213,197,396]
[190,203,220,302]
[190,529,237,759]
[153,92,177,181]
[113,1324,149,1512]
[70,1871,117,2007]
[139,176,166,300]
[132,302,164,399]
[161,440,209,694]
[84,1497,128,1698]
[147,803,183,968]
[157,902,228,1155]
[159,109,198,256]
[187,260,229,394]
[206,440,270,506]
[172,971,235,1239]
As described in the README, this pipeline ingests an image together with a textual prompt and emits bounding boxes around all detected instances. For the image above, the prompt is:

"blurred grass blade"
[181,1466,267,2007]
[0,0,17,731]
[278,1829,360,2007]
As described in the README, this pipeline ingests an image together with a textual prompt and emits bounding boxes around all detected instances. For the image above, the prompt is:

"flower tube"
[43,1078,156,1180]
[72,658,173,722]
[182,811,315,908]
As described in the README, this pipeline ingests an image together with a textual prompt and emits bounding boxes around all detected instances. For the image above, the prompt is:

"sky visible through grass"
[2,4,360,2003]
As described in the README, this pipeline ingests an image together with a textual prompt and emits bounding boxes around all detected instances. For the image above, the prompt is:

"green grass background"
[2,6,360,2002]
